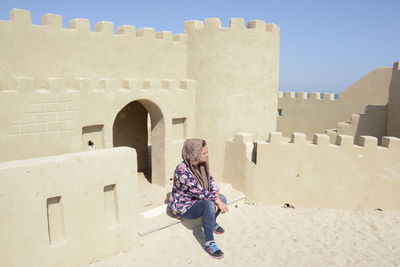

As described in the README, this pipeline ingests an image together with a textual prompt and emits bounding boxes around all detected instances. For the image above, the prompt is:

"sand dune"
[88,202,400,266]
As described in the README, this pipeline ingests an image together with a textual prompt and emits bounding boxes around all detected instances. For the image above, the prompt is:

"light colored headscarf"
[181,139,210,191]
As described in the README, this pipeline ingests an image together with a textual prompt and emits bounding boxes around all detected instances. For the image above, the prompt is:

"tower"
[185,18,280,177]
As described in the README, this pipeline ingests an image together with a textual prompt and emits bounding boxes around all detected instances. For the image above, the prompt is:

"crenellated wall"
[278,91,339,138]
[387,62,400,137]
[224,132,400,210]
[0,147,138,267]
[0,9,187,89]
[277,67,392,140]
[0,76,196,186]
[0,9,281,183]
[185,18,280,178]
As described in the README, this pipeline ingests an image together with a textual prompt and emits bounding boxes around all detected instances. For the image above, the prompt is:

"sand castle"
[0,8,399,267]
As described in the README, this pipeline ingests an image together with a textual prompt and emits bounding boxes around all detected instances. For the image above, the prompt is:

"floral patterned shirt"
[169,161,220,218]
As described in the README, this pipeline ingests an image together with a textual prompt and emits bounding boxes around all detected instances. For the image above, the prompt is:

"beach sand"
[88,202,400,267]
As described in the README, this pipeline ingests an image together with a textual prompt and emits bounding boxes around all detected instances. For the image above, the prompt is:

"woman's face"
[199,145,208,163]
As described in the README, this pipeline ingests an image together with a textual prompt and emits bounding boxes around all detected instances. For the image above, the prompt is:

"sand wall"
[224,132,400,210]
[277,67,392,139]
[186,18,280,178]
[387,62,400,137]
[335,105,387,144]
[0,77,196,186]
[0,9,187,89]
[0,147,138,267]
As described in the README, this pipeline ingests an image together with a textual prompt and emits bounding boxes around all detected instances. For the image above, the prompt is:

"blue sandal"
[213,222,225,234]
[204,241,224,259]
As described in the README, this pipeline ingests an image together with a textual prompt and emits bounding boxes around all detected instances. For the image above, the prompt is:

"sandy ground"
[88,202,400,267]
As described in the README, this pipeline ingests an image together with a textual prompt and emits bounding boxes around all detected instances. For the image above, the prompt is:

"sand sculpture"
[0,8,399,267]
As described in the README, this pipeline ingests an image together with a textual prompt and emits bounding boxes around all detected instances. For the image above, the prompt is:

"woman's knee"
[203,200,215,214]
[204,199,215,209]
[219,194,227,204]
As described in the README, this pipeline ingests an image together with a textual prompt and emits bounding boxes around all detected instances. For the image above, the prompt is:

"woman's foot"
[213,222,225,234]
[204,241,224,259]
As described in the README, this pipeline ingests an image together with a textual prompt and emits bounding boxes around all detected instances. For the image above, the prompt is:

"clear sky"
[1,0,399,93]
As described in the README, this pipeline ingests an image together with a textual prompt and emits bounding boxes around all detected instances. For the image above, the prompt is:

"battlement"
[278,91,337,101]
[184,17,279,33]
[0,9,188,90]
[0,74,197,162]
[0,76,196,93]
[232,131,400,153]
[3,9,185,42]
[265,131,400,152]
[228,131,400,210]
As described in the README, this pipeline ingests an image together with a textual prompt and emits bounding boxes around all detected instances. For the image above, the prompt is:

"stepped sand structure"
[0,9,399,266]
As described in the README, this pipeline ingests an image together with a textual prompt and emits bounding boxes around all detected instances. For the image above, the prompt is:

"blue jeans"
[181,194,227,242]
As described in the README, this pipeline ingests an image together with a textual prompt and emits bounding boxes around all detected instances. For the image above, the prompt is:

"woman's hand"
[215,197,228,214]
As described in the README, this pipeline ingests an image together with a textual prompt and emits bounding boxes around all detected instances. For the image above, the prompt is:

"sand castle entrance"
[113,100,165,185]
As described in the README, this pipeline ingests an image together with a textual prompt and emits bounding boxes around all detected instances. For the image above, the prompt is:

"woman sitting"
[169,139,228,259]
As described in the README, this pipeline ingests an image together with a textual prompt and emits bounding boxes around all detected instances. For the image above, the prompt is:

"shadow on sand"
[164,198,205,248]
[182,218,205,248]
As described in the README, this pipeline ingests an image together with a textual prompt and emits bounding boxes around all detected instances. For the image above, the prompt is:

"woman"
[169,139,228,259]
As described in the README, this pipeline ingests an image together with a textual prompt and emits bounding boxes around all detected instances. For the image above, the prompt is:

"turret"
[185,17,280,177]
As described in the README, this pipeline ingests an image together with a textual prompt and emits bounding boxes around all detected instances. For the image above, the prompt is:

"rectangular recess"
[172,118,187,140]
[82,124,105,151]
[104,184,119,227]
[47,196,66,245]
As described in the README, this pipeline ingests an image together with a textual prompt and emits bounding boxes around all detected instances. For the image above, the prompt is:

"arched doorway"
[113,100,165,186]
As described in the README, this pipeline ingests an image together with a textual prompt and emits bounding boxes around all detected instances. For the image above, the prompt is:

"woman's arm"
[209,175,220,195]
[176,165,217,201]
[208,174,228,213]
[215,197,229,213]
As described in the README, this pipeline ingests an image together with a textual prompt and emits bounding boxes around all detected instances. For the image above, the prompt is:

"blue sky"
[0,0,399,93]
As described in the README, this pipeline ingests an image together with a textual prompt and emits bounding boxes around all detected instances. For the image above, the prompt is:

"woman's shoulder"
[175,162,193,176]
[175,161,189,171]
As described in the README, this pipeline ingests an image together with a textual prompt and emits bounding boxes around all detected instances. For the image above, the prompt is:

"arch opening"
[112,100,165,186]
